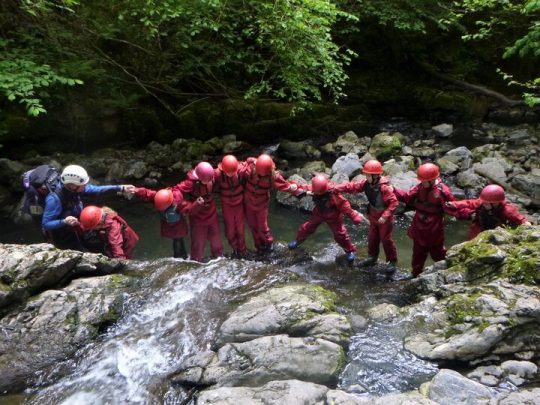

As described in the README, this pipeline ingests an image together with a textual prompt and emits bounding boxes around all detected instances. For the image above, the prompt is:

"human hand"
[122,185,136,194]
[196,196,205,205]
[289,183,298,192]
[64,216,79,226]
[378,216,387,225]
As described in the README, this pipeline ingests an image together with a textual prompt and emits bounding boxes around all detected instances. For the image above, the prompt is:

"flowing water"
[0,196,470,404]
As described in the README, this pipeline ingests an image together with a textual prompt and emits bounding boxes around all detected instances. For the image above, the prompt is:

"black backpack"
[21,164,60,220]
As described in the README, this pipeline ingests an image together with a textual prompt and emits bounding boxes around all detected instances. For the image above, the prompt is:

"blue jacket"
[42,183,122,231]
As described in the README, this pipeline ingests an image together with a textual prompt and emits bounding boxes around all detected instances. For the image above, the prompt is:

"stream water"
[0,195,470,404]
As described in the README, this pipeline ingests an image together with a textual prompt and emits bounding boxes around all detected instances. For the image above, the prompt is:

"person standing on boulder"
[288,174,366,263]
[446,184,531,239]
[130,187,190,258]
[214,155,248,258]
[394,163,455,278]
[334,159,399,271]
[173,161,223,262]
[240,154,299,254]
[42,164,135,251]
[79,205,139,259]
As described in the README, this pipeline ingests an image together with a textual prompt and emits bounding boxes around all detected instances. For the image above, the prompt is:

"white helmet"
[61,165,89,186]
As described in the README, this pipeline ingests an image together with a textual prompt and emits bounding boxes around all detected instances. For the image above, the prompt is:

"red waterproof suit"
[214,165,247,255]
[448,198,529,239]
[395,180,455,277]
[96,207,139,259]
[240,159,297,251]
[295,185,362,253]
[135,187,188,239]
[173,171,223,261]
[335,177,399,262]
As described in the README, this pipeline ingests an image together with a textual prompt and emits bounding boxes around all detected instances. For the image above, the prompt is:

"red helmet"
[194,162,214,183]
[154,189,174,211]
[362,160,383,175]
[311,175,329,195]
[220,155,239,175]
[417,163,440,182]
[480,184,505,203]
[255,154,274,176]
[80,206,103,230]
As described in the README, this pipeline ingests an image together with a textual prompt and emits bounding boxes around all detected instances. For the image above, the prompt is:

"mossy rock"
[368,132,404,161]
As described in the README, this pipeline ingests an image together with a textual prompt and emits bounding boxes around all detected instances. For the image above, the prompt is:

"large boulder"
[0,243,124,309]
[171,335,346,388]
[214,284,351,348]
[331,153,362,178]
[369,132,403,161]
[511,173,540,201]
[426,369,495,405]
[0,274,131,393]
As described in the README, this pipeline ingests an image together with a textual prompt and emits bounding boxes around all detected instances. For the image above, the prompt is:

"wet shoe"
[358,256,377,266]
[346,252,356,263]
[386,261,397,274]
[288,240,299,250]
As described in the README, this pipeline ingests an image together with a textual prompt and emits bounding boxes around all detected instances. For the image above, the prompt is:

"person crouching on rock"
[80,205,139,259]
[334,159,399,272]
[130,187,189,258]
[394,163,455,278]
[173,162,223,262]
[446,184,532,240]
[288,174,366,263]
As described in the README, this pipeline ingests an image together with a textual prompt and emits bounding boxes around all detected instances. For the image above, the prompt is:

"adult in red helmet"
[334,159,399,271]
[128,187,189,258]
[80,205,139,259]
[173,161,223,261]
[214,155,248,258]
[240,153,300,253]
[446,184,531,239]
[288,175,365,262]
[394,162,455,278]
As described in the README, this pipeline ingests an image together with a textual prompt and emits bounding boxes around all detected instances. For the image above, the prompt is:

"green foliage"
[0,39,83,116]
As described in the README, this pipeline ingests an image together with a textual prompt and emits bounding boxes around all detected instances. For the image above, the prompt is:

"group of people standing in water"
[25,152,532,278]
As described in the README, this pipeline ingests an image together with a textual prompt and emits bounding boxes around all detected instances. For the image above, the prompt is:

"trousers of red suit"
[296,215,356,253]
[222,203,247,254]
[244,203,272,250]
[411,241,446,277]
[367,210,397,262]
[189,217,223,262]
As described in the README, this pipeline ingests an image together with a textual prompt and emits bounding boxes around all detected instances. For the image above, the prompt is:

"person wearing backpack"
[41,164,135,251]
[21,164,61,224]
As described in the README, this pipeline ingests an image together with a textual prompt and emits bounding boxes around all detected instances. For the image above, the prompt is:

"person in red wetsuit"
[288,175,366,262]
[173,161,223,262]
[131,187,189,258]
[214,155,247,258]
[446,184,531,240]
[239,154,299,254]
[80,205,139,259]
[334,159,399,270]
[394,163,455,278]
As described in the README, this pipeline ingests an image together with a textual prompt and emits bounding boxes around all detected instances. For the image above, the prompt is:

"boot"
[288,240,299,250]
[346,252,356,263]
[386,261,397,274]
[358,256,377,266]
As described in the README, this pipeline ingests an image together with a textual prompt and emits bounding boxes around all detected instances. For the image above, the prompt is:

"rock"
[278,140,309,159]
[427,369,495,405]
[334,131,367,156]
[0,274,131,393]
[366,303,401,322]
[511,173,540,201]
[456,169,486,191]
[382,156,415,176]
[443,147,473,170]
[214,284,351,348]
[432,123,454,138]
[298,161,328,179]
[473,158,509,184]
[500,360,538,379]
[0,243,124,309]
[369,132,403,160]
[222,140,246,154]
[507,129,530,145]
[172,335,346,388]
[276,175,313,211]
[436,157,460,175]
[331,153,362,178]
[124,161,147,179]
[389,171,418,191]
[498,388,540,405]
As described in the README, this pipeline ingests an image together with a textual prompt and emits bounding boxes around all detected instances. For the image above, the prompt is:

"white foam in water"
[28,259,253,404]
